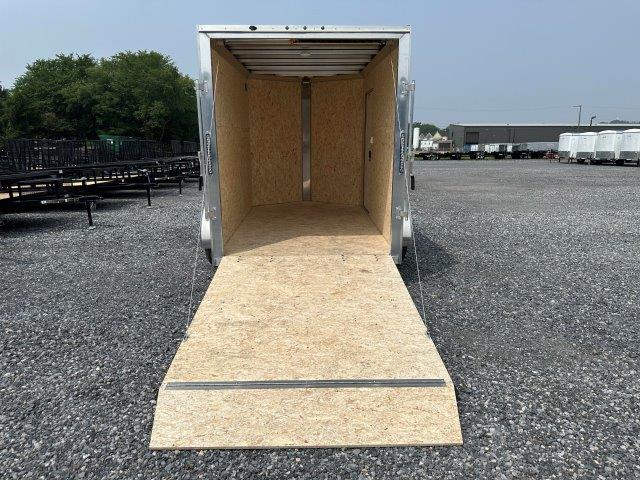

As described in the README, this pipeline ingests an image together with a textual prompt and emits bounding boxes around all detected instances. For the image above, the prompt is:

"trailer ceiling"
[224,39,386,76]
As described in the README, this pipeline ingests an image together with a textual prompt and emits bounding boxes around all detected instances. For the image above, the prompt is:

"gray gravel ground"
[1,160,639,479]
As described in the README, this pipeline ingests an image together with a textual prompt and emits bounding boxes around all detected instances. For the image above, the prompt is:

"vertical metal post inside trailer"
[301,78,312,201]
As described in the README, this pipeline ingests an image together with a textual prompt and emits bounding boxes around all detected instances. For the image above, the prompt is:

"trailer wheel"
[402,245,408,262]
[577,159,585,164]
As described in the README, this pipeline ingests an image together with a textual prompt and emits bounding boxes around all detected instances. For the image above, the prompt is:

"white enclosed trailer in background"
[618,129,640,166]
[594,130,621,164]
[558,133,574,161]
[573,132,597,163]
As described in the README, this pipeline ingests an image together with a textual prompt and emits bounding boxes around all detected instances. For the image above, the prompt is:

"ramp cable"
[390,59,428,333]
[184,62,220,341]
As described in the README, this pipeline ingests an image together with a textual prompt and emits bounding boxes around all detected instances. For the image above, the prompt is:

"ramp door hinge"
[196,80,208,92]
[402,81,416,94]
[396,206,409,220]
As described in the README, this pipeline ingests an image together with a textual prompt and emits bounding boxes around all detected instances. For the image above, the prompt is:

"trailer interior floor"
[223,202,390,257]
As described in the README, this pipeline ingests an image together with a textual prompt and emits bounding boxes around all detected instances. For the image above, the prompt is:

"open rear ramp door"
[150,253,462,448]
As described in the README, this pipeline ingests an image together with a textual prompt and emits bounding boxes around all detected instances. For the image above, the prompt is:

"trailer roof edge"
[197,25,411,35]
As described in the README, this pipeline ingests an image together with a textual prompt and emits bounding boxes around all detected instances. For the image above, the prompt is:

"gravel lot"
[1,160,639,479]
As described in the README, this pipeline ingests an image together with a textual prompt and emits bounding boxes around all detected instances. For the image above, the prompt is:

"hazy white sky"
[1,0,639,126]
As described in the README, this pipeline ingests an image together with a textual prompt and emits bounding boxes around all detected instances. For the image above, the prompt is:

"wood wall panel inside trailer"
[248,78,302,206]
[310,78,364,205]
[211,46,252,242]
[362,46,397,243]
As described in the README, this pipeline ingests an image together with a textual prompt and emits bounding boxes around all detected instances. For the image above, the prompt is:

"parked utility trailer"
[468,144,485,159]
[484,143,512,159]
[558,133,574,161]
[593,130,622,165]
[573,132,597,163]
[150,25,462,450]
[511,142,558,159]
[618,129,640,166]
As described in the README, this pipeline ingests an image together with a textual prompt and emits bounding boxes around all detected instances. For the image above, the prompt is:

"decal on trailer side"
[399,129,406,174]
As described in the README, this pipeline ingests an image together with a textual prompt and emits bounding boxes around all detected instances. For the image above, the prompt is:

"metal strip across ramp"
[150,254,462,449]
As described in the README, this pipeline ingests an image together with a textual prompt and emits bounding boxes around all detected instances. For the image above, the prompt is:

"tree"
[4,54,96,139]
[0,83,8,144]
[89,51,198,142]
[607,119,639,124]
[413,122,444,136]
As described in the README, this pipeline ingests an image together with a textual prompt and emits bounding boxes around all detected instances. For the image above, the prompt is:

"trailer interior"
[209,37,400,258]
[150,26,462,449]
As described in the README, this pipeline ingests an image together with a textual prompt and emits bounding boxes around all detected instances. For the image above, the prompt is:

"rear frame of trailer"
[195,25,415,265]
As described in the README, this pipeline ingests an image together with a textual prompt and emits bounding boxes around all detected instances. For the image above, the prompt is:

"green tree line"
[0,51,198,144]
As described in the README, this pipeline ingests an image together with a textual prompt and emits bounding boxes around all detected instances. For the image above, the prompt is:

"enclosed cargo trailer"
[558,133,573,161]
[594,130,622,165]
[151,24,462,450]
[618,129,640,166]
[574,132,597,163]
[195,26,415,265]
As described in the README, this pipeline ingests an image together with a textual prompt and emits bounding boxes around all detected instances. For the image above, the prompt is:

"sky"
[1,0,639,127]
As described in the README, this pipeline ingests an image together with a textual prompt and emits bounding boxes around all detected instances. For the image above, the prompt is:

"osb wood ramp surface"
[150,255,462,449]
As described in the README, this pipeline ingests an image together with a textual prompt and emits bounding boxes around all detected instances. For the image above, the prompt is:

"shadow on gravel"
[399,223,456,282]
[0,213,74,231]
[0,187,186,232]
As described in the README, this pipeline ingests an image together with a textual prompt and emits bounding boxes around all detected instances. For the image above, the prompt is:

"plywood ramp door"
[150,205,462,448]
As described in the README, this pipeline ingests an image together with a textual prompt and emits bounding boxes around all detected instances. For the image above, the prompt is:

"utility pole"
[590,115,597,126]
[572,105,582,131]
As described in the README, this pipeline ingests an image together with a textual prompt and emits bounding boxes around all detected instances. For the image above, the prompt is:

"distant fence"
[171,140,198,155]
[1,138,198,173]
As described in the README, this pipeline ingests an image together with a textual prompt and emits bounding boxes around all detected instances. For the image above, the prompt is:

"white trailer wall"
[574,133,597,160]
[595,130,618,160]
[558,133,573,159]
[619,129,640,161]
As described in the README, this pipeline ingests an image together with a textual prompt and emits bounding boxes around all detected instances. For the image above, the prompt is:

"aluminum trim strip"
[231,49,381,56]
[199,25,411,34]
[242,64,369,71]
[165,378,447,390]
[241,58,372,65]
[251,71,362,76]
